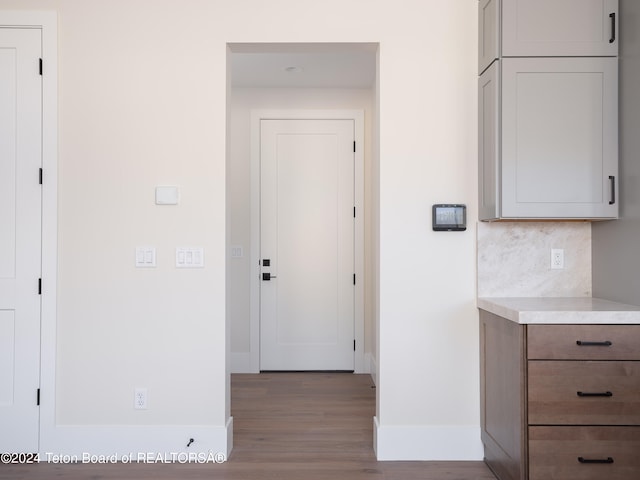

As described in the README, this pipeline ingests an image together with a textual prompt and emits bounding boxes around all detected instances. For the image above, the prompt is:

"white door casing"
[0,27,42,453]
[259,119,355,371]
[249,110,365,373]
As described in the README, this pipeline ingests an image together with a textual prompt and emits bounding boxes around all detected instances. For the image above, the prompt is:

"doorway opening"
[226,42,378,376]
[226,39,379,459]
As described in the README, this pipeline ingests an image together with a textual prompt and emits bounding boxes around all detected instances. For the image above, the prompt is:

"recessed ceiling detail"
[229,43,377,89]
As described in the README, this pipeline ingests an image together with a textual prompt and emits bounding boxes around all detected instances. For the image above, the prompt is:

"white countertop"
[477,297,640,324]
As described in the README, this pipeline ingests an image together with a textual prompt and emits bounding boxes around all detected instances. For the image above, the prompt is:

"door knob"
[262,273,277,281]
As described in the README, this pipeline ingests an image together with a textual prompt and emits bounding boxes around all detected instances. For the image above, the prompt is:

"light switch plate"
[155,186,179,205]
[135,247,156,267]
[176,247,204,268]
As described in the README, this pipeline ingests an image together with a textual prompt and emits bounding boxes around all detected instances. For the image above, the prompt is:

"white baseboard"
[365,353,377,385]
[40,417,233,461]
[233,351,374,375]
[373,417,483,461]
[231,352,256,373]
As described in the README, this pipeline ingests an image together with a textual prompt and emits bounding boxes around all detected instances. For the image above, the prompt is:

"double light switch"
[135,247,157,267]
[135,246,204,268]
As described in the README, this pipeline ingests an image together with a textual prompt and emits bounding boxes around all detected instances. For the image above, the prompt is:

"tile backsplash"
[477,222,592,298]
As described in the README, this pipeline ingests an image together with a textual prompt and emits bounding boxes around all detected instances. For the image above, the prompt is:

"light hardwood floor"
[1,373,495,479]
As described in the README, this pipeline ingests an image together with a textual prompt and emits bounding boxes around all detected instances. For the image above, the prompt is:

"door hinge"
[39,168,43,185]
[353,274,356,285]
[353,340,356,351]
[38,278,42,295]
[353,206,356,218]
[37,388,40,406]
[39,58,43,76]
[353,141,356,153]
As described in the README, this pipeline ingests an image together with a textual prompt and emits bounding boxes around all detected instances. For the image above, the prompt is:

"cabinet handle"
[609,13,616,44]
[609,176,616,205]
[578,456,614,464]
[576,340,612,347]
[577,391,613,397]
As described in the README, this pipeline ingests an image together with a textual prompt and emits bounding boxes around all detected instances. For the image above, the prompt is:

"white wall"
[2,0,231,457]
[373,2,480,460]
[228,87,376,372]
[1,0,481,460]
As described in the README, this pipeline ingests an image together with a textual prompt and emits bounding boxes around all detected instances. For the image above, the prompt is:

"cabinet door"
[502,0,618,57]
[478,61,500,221]
[479,0,500,74]
[480,311,528,480]
[501,57,618,219]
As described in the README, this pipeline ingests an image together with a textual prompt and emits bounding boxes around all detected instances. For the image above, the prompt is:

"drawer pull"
[576,340,612,347]
[578,456,614,464]
[577,391,613,397]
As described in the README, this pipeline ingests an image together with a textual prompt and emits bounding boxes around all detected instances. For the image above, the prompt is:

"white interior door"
[260,119,355,371]
[0,28,42,453]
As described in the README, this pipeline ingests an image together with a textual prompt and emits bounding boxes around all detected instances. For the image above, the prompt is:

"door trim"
[249,110,365,373]
[1,11,58,454]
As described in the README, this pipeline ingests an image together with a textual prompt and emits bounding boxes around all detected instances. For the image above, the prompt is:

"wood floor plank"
[1,373,495,479]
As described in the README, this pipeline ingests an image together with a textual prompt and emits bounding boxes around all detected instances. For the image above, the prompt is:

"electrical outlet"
[134,388,147,410]
[551,249,564,269]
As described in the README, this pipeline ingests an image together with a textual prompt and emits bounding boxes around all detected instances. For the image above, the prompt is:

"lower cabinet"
[479,310,640,480]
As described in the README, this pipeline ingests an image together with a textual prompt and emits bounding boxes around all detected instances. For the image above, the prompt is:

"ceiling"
[229,43,377,89]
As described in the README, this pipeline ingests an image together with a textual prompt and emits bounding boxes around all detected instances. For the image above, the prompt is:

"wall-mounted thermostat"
[432,204,466,231]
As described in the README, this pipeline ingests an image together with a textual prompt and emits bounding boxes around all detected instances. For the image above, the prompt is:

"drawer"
[528,361,640,425]
[529,426,640,480]
[527,324,640,360]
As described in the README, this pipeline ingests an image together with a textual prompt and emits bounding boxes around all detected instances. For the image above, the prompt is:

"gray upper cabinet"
[503,0,618,57]
[479,0,500,74]
[478,0,619,220]
[480,0,619,74]
[502,57,618,219]
[478,62,499,220]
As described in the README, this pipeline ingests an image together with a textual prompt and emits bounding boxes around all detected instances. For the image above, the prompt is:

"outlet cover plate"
[134,388,148,410]
[551,248,564,269]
